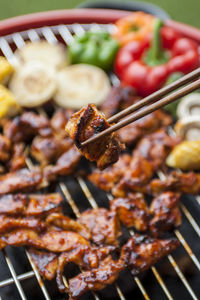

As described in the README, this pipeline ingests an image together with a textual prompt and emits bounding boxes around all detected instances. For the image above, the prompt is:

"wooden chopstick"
[81,77,200,147]
[108,67,200,123]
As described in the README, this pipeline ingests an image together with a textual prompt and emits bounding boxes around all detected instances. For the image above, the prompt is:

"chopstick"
[81,74,200,147]
[108,67,200,123]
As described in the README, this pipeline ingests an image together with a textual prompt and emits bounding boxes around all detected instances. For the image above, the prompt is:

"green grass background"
[0,0,199,28]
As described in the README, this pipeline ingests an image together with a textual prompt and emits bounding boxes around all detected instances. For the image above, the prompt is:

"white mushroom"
[177,93,200,118]
[175,116,200,141]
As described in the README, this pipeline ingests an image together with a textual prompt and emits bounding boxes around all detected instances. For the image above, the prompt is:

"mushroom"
[175,116,200,141]
[177,93,200,119]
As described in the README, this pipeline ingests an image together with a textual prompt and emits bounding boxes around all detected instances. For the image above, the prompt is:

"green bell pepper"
[68,31,119,71]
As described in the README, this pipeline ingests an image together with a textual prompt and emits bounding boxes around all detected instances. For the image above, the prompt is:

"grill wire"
[0,22,199,300]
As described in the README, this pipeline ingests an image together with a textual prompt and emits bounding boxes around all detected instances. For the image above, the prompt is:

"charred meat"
[121,234,180,275]
[150,192,181,237]
[66,104,124,170]
[110,193,149,231]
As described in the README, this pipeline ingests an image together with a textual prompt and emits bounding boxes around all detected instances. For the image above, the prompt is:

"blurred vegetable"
[68,31,119,71]
[115,18,199,97]
[113,12,155,46]
[15,41,68,70]
[0,85,20,118]
[164,72,183,118]
[0,56,14,84]
[177,93,200,118]
[9,61,57,107]
[54,64,111,109]
[166,141,200,171]
[175,116,200,141]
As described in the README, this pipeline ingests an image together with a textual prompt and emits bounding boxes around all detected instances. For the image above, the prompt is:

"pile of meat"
[0,86,200,299]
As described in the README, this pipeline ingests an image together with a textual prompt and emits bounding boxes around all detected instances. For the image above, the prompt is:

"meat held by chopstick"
[110,193,149,231]
[118,110,172,147]
[0,193,62,216]
[78,208,121,246]
[0,168,43,195]
[66,104,124,170]
[29,249,58,280]
[149,192,181,237]
[121,234,180,275]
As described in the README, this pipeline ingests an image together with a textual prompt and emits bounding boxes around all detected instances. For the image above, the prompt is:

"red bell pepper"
[115,19,199,97]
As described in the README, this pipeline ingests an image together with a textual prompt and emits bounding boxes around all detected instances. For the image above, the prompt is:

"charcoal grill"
[0,9,199,300]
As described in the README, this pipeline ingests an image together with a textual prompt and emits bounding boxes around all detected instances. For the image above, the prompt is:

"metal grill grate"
[0,23,199,300]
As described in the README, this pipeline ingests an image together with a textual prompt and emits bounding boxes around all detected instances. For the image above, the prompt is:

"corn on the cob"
[166,140,200,171]
[0,84,20,118]
[0,56,14,84]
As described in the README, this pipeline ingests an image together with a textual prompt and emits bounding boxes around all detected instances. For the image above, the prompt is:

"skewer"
[81,76,200,147]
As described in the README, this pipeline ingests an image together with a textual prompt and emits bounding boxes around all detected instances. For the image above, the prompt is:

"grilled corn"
[0,56,14,84]
[0,84,20,118]
[166,140,200,171]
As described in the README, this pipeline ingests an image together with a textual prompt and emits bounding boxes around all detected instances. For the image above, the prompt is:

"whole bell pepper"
[115,18,199,97]
[68,31,119,71]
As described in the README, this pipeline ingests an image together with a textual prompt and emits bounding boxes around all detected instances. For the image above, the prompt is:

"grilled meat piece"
[40,231,90,252]
[0,215,45,233]
[46,213,91,240]
[0,193,62,216]
[0,194,27,215]
[150,192,181,237]
[51,108,74,133]
[121,234,180,275]
[118,110,172,147]
[101,85,140,118]
[110,193,149,231]
[0,168,43,195]
[0,134,11,162]
[68,256,124,298]
[3,112,52,143]
[31,135,72,166]
[112,129,178,197]
[29,249,58,280]
[44,146,81,181]
[88,153,131,192]
[112,156,153,197]
[148,171,200,195]
[66,104,124,170]
[134,129,179,171]
[8,143,26,171]
[57,245,116,292]
[1,229,90,252]
[26,194,63,217]
[79,208,120,246]
[1,229,42,249]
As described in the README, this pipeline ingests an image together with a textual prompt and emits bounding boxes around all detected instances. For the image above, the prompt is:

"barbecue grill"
[0,8,199,300]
